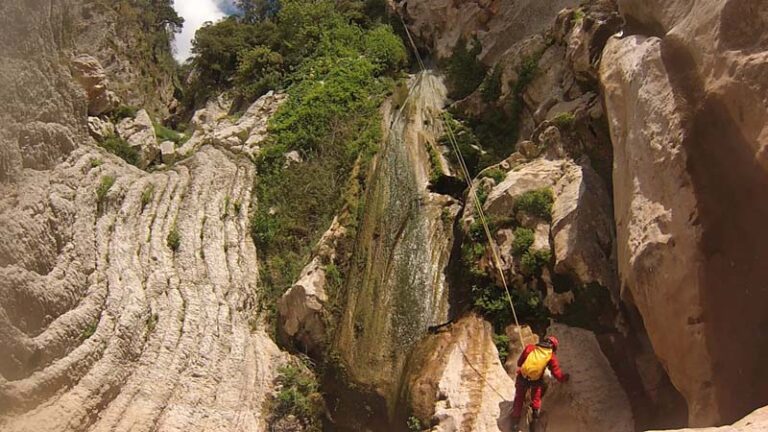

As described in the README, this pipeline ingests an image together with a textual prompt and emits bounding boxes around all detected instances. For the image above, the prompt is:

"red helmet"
[545,336,559,351]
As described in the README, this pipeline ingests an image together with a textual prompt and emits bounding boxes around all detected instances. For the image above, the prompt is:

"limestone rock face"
[71,54,120,116]
[116,109,159,168]
[0,146,288,432]
[535,324,634,432]
[179,92,287,159]
[405,314,515,432]
[0,0,87,181]
[396,0,580,63]
[601,0,768,424]
[87,116,115,141]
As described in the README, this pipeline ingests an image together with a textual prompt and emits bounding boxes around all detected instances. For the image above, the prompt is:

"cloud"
[172,0,237,62]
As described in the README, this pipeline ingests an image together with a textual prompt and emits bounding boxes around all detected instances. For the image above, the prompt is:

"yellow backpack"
[520,346,553,380]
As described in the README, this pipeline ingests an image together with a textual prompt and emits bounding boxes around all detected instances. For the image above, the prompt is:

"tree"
[236,0,281,23]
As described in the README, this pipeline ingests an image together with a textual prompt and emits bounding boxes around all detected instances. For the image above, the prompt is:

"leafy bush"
[480,65,502,103]
[481,167,506,184]
[511,227,535,256]
[90,158,103,168]
[234,45,285,99]
[96,175,116,204]
[270,363,324,431]
[141,184,155,209]
[514,188,554,221]
[362,25,408,74]
[520,249,552,277]
[551,112,576,129]
[99,135,140,166]
[111,105,139,121]
[154,123,188,145]
[167,223,181,251]
[439,114,483,177]
[493,333,510,363]
[407,416,424,432]
[445,37,487,100]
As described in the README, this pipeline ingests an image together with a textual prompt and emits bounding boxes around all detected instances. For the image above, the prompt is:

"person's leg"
[511,379,528,428]
[529,383,544,432]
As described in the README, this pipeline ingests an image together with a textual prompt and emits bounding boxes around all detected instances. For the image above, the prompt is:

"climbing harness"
[396,14,526,350]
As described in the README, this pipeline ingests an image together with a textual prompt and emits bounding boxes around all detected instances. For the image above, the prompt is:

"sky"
[172,0,238,62]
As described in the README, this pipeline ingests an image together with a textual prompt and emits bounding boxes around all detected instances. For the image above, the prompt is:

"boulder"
[116,109,158,168]
[159,140,176,164]
[71,54,119,116]
[404,314,515,432]
[87,116,115,141]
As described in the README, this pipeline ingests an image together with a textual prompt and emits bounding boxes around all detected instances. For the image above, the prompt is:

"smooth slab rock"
[535,324,634,432]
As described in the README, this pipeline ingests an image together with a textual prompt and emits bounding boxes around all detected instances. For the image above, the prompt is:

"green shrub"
[520,249,551,277]
[551,112,576,129]
[572,8,585,23]
[96,175,116,204]
[493,333,510,363]
[481,167,506,184]
[514,189,554,220]
[270,363,324,431]
[167,223,181,251]
[111,105,138,121]
[439,114,483,177]
[407,416,423,432]
[90,158,103,168]
[141,184,155,209]
[445,37,488,100]
[511,227,535,256]
[99,135,140,166]
[426,143,443,183]
[154,123,188,145]
[480,65,502,103]
[80,321,98,341]
[362,24,408,74]
[234,45,284,100]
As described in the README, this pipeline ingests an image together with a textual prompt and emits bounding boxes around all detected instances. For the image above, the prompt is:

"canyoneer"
[511,335,570,432]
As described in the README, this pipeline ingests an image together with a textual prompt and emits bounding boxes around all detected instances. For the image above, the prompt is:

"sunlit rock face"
[602,0,768,425]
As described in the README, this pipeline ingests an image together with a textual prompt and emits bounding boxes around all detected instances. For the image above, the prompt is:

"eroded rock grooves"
[0,146,286,432]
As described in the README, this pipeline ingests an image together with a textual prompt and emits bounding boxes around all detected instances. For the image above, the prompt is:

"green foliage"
[234,200,242,214]
[234,45,284,99]
[493,333,510,363]
[407,416,424,432]
[146,312,159,333]
[480,65,503,103]
[445,37,488,100]
[270,363,324,431]
[551,112,576,129]
[80,321,98,341]
[572,8,585,23]
[111,105,138,121]
[251,6,404,320]
[439,114,483,177]
[167,223,181,251]
[426,143,443,183]
[480,167,506,184]
[99,135,140,166]
[511,227,535,256]
[153,122,188,146]
[520,249,552,277]
[514,189,554,221]
[141,184,155,210]
[96,175,116,204]
[90,158,103,168]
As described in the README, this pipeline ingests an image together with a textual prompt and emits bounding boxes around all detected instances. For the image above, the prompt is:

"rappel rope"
[396,14,526,351]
